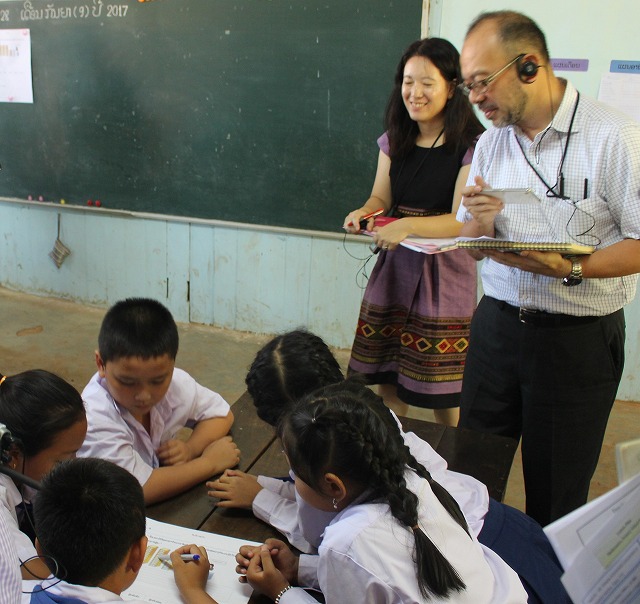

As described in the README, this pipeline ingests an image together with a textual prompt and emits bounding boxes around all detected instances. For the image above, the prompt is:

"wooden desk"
[147,392,518,603]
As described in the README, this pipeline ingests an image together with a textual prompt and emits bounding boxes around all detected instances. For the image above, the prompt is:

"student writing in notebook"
[456,10,640,525]
[23,457,221,604]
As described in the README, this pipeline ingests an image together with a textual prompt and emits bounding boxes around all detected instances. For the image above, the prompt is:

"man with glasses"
[455,11,640,526]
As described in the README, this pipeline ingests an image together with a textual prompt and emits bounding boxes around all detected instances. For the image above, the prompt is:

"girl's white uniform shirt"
[0,473,37,564]
[279,470,527,604]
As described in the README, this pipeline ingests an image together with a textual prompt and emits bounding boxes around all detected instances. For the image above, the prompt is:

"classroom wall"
[0,197,368,346]
[1,197,638,402]
[1,2,638,402]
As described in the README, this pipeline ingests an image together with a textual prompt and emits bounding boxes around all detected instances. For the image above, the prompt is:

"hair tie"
[0,375,6,387]
[412,524,420,532]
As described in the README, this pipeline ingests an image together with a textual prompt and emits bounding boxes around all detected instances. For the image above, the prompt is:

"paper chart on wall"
[0,29,33,103]
[122,518,260,604]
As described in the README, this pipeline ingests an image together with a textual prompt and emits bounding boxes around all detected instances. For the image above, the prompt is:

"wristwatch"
[562,258,583,286]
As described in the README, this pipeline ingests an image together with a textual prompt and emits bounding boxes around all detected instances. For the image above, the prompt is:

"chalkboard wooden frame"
[0,0,421,232]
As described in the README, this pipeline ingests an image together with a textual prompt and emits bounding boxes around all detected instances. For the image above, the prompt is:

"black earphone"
[517,56,540,82]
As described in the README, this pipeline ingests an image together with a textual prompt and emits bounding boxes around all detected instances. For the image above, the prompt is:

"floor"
[1,286,637,513]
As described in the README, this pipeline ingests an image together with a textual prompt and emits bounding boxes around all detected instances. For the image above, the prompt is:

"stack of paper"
[544,472,640,604]
[399,237,459,254]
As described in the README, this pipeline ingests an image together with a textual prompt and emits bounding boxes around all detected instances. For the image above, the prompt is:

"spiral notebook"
[455,237,595,255]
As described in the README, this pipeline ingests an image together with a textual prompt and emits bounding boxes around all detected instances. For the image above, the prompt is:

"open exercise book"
[396,236,595,255]
[122,518,259,604]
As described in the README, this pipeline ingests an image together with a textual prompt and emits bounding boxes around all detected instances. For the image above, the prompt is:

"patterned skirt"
[348,246,477,409]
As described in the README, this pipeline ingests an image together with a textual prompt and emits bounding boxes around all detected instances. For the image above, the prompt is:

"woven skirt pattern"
[349,246,477,408]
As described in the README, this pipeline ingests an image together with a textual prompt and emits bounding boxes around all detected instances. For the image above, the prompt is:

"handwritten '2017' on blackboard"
[0,0,421,231]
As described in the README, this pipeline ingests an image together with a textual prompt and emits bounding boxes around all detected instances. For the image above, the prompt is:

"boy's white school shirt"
[21,578,148,603]
[78,369,230,485]
[0,473,38,565]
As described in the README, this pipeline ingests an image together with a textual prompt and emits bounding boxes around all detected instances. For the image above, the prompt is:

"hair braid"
[280,381,467,599]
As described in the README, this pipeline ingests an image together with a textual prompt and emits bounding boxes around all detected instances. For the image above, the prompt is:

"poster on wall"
[0,28,33,103]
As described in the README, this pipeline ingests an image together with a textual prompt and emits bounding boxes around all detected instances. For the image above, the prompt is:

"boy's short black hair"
[98,298,179,363]
[34,458,146,585]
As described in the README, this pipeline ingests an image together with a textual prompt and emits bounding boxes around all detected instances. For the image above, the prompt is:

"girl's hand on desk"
[236,539,299,586]
[157,439,193,465]
[206,469,262,509]
[246,545,290,600]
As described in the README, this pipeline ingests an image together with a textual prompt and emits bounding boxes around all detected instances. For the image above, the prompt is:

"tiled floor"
[1,287,637,512]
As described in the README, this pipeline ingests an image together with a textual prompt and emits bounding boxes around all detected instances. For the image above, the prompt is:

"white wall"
[0,197,638,401]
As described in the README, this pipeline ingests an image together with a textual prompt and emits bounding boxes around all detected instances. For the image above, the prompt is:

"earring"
[332,498,338,510]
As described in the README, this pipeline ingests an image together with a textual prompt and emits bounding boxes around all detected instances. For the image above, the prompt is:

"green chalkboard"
[0,0,421,231]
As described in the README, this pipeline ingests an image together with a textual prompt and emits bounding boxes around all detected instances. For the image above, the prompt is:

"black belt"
[490,298,602,327]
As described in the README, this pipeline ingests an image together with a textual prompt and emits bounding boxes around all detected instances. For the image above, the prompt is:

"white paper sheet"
[122,518,260,604]
[0,29,33,103]
[544,473,640,604]
[598,73,640,123]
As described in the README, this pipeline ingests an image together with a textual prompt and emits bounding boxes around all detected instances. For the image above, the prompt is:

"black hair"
[385,37,484,159]
[98,298,179,363]
[0,370,85,457]
[279,379,470,599]
[245,329,343,426]
[466,11,550,62]
[34,457,146,586]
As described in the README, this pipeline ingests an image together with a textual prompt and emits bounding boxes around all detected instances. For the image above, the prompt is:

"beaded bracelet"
[274,585,293,603]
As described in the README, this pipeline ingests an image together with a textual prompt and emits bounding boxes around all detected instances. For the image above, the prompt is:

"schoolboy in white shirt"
[79,297,239,504]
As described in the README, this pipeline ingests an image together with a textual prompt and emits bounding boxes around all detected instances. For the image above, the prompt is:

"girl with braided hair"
[219,331,568,603]
[236,381,527,603]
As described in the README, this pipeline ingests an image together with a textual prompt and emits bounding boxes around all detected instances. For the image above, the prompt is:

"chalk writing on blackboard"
[18,0,131,22]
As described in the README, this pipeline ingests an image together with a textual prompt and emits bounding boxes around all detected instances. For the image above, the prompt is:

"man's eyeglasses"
[458,54,525,97]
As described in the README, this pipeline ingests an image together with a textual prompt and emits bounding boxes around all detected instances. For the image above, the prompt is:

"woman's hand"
[371,219,412,251]
[343,208,373,233]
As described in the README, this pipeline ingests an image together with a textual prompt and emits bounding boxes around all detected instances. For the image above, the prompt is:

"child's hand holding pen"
[167,544,216,602]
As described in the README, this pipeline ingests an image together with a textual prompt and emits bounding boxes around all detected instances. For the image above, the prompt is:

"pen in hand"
[158,553,215,570]
[159,553,201,562]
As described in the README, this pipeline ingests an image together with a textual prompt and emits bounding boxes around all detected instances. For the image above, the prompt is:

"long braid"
[362,409,467,599]
[280,381,467,599]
